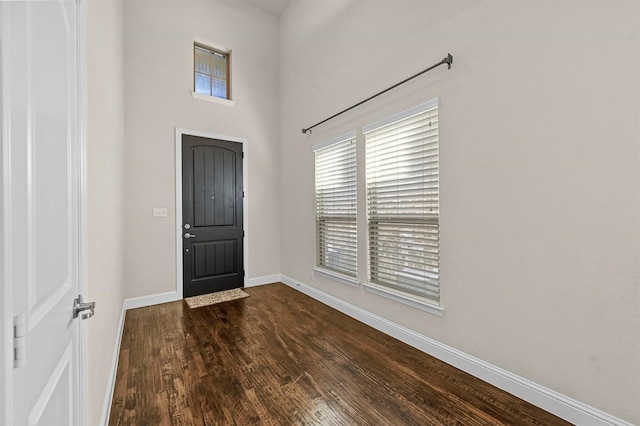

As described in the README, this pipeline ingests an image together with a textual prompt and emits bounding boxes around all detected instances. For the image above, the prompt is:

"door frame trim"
[174,128,248,300]
[1,5,13,422]
[77,1,89,423]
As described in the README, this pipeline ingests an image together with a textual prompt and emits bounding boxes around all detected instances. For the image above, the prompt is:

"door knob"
[184,233,196,239]
[73,295,95,320]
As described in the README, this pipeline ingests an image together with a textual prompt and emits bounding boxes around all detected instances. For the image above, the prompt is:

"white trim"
[362,281,444,316]
[0,3,13,422]
[280,275,634,426]
[76,0,89,424]
[24,0,37,312]
[26,0,35,313]
[98,302,126,426]
[312,130,356,152]
[174,130,183,299]
[78,0,89,305]
[362,97,439,134]
[246,274,282,288]
[123,291,181,311]
[175,128,249,301]
[312,267,359,288]
[191,91,235,107]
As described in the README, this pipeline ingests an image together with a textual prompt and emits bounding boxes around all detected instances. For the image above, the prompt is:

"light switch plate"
[153,208,168,218]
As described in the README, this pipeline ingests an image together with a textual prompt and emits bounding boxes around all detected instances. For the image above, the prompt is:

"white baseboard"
[280,275,633,426]
[98,302,127,426]
[123,291,180,310]
[246,274,282,288]
[121,275,282,311]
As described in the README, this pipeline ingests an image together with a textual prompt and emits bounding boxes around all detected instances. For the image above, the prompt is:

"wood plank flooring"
[109,283,572,425]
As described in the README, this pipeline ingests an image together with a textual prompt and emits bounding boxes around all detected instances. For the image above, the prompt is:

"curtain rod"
[302,53,453,134]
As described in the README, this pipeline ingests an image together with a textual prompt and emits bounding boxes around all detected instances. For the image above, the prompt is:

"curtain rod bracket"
[445,53,453,69]
[301,53,453,135]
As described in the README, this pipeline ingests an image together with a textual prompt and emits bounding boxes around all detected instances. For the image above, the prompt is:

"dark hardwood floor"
[109,283,571,425]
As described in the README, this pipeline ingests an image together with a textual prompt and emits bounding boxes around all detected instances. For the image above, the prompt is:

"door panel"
[28,344,73,425]
[32,0,73,306]
[192,146,237,227]
[2,1,82,424]
[192,240,237,278]
[182,136,244,297]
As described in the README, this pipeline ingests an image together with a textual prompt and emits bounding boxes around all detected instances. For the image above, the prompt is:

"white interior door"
[1,1,87,424]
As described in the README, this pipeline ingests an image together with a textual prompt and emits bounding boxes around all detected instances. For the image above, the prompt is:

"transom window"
[194,43,230,100]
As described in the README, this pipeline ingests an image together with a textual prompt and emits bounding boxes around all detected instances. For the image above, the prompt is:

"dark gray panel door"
[182,135,244,297]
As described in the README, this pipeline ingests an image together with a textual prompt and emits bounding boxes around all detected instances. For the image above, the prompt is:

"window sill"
[313,267,360,288]
[191,91,235,106]
[363,282,444,316]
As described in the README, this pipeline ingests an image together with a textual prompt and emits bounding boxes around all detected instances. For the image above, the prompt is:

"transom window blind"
[314,134,357,278]
[364,99,440,303]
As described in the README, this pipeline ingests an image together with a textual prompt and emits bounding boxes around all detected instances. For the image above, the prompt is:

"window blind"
[364,101,440,303]
[314,135,357,278]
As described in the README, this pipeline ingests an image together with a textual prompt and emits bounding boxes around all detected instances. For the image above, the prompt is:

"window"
[314,133,357,279]
[364,99,440,305]
[194,43,230,100]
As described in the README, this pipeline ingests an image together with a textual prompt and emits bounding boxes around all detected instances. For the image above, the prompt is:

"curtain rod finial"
[446,53,453,69]
[302,128,311,134]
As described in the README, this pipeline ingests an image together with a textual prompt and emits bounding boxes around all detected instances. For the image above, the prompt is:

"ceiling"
[244,0,291,17]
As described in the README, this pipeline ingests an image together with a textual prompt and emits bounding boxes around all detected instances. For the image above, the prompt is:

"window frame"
[313,131,359,285]
[362,99,444,316]
[193,42,232,102]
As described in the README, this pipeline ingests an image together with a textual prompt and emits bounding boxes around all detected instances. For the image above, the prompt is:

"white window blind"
[314,134,357,278]
[364,100,440,303]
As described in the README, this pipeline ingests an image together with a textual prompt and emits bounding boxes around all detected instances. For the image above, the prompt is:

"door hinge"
[242,191,245,198]
[242,151,244,159]
[13,314,26,368]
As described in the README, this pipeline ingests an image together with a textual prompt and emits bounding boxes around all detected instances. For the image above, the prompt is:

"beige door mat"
[185,288,250,309]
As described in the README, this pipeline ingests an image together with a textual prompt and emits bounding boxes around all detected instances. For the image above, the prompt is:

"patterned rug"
[185,288,250,309]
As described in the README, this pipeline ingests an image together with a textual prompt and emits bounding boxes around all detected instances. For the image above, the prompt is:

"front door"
[1,0,88,424]
[182,135,244,297]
